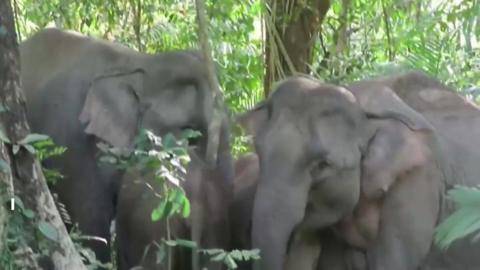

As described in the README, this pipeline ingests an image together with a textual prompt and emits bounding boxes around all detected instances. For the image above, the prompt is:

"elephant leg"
[56,161,117,263]
[285,229,321,270]
[316,232,348,270]
[346,249,367,270]
[73,186,115,263]
[316,233,367,270]
[366,167,439,270]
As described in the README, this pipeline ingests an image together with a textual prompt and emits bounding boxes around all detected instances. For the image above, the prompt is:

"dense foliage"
[317,0,479,91]
[16,0,477,112]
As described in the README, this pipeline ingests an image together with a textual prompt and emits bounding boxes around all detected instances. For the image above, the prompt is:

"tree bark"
[193,0,226,269]
[195,0,224,168]
[0,1,87,269]
[264,0,331,97]
[0,142,7,257]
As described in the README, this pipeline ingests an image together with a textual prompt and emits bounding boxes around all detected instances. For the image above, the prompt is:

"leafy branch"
[435,185,480,249]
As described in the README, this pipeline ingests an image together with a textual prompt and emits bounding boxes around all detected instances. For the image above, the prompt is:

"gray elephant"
[19,28,233,263]
[354,72,480,270]
[116,147,232,270]
[229,152,364,270]
[239,72,480,270]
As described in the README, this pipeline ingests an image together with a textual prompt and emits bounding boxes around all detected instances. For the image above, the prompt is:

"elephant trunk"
[251,166,310,270]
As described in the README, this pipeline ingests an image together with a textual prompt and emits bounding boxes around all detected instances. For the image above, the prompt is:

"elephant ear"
[361,122,430,199]
[350,84,433,132]
[236,102,269,137]
[350,83,434,199]
[79,69,144,148]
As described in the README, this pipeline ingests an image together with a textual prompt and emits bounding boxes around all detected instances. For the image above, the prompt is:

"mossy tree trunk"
[264,0,331,96]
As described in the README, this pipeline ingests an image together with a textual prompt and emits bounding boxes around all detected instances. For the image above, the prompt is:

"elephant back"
[20,28,140,99]
[379,71,480,187]
[20,28,88,92]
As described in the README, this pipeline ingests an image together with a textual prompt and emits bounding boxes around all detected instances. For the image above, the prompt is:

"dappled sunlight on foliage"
[315,0,479,89]
[13,0,479,157]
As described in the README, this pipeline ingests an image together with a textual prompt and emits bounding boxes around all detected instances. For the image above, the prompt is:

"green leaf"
[181,129,202,140]
[44,168,64,185]
[202,248,224,255]
[211,251,227,261]
[0,26,7,38]
[435,185,480,249]
[151,202,166,222]
[163,200,173,218]
[229,249,243,260]
[163,240,178,247]
[156,245,166,264]
[12,145,20,155]
[0,129,10,143]
[34,139,66,161]
[23,209,35,219]
[13,195,24,210]
[18,133,50,145]
[162,133,177,150]
[99,155,117,164]
[23,144,36,154]
[225,254,238,269]
[243,249,260,260]
[174,239,197,248]
[182,197,191,218]
[0,159,10,173]
[38,221,59,241]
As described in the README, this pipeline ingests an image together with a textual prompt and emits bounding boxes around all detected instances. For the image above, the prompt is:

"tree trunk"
[0,141,7,257]
[264,0,331,96]
[0,1,87,269]
[195,0,224,168]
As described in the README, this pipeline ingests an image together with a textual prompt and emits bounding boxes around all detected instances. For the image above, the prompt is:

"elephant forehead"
[270,82,357,115]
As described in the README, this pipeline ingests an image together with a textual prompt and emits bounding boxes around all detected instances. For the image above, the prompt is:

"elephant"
[350,72,480,270]
[116,147,232,270]
[229,153,259,270]
[229,152,364,270]
[19,28,234,263]
[239,71,480,270]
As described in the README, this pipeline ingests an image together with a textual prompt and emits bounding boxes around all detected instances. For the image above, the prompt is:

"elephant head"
[22,29,225,165]
[78,50,222,162]
[240,76,434,269]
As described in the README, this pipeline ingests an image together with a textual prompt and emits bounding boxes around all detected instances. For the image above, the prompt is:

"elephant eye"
[316,160,330,170]
[310,159,331,178]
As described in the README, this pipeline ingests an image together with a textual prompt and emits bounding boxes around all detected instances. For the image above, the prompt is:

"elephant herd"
[18,28,480,270]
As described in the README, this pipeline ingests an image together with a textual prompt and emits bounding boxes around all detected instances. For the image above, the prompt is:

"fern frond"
[434,185,480,250]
